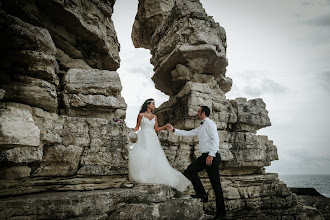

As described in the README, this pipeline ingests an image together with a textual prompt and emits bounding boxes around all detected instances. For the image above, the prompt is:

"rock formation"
[0,1,203,219]
[132,0,324,219]
[0,0,324,219]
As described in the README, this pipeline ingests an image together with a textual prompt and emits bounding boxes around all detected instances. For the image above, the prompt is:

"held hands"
[166,123,174,132]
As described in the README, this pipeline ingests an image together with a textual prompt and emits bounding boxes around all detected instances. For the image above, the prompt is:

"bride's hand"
[167,123,173,132]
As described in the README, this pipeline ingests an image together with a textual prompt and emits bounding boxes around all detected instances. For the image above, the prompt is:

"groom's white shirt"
[174,117,219,157]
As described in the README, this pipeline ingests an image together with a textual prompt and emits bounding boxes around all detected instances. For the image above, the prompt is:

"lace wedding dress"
[128,116,191,192]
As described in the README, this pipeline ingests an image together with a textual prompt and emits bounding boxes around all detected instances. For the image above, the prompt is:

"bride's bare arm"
[133,113,143,132]
[154,115,169,132]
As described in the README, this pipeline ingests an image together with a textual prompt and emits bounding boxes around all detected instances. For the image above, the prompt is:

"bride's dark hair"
[139,98,154,113]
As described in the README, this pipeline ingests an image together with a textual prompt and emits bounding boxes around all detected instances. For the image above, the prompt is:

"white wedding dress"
[128,116,191,192]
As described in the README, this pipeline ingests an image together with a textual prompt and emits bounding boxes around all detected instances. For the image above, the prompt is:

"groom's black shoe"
[190,194,208,202]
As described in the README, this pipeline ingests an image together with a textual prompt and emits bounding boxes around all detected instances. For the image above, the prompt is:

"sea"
[278,174,330,198]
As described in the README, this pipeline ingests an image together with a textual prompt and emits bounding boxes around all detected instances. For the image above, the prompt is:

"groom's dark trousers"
[184,152,226,217]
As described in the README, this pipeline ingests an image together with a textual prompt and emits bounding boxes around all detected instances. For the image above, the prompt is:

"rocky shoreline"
[289,188,330,220]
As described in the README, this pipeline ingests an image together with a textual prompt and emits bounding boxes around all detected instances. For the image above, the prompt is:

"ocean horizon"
[278,174,330,198]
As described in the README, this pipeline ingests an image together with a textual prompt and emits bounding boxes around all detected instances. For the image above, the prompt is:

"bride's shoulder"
[138,113,144,117]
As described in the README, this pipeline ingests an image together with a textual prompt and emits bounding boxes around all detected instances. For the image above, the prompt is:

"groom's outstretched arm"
[173,127,199,137]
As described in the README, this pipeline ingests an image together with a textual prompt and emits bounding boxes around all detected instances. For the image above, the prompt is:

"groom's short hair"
[200,106,210,117]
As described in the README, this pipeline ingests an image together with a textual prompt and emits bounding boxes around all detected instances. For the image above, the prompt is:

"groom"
[169,106,226,220]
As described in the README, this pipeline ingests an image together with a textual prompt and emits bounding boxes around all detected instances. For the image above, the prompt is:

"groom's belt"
[201,152,220,156]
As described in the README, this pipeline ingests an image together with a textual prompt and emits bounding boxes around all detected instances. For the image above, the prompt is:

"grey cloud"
[301,0,330,7]
[243,78,287,97]
[304,13,330,26]
[237,71,288,97]
[267,144,330,175]
[227,71,288,99]
[317,70,330,91]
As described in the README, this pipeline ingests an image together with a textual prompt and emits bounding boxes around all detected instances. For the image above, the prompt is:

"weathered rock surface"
[132,0,229,96]
[78,118,129,175]
[0,10,59,112]
[0,145,43,164]
[0,166,31,180]
[64,68,122,96]
[135,0,319,219]
[296,195,330,220]
[56,48,92,70]
[1,75,58,112]
[0,0,120,71]
[0,10,59,85]
[0,90,5,100]
[0,175,131,197]
[159,130,278,175]
[0,0,121,117]
[225,132,278,169]
[63,68,127,120]
[109,197,203,220]
[0,184,204,220]
[132,0,175,49]
[0,106,40,149]
[34,145,84,176]
[230,98,271,132]
[0,102,129,181]
[154,80,236,130]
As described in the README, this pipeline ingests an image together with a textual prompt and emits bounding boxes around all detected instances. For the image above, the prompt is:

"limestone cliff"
[0,0,324,219]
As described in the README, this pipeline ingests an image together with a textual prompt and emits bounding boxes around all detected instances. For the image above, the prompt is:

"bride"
[129,98,191,192]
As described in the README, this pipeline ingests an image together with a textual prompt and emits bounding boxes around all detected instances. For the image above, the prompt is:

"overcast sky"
[112,0,330,175]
